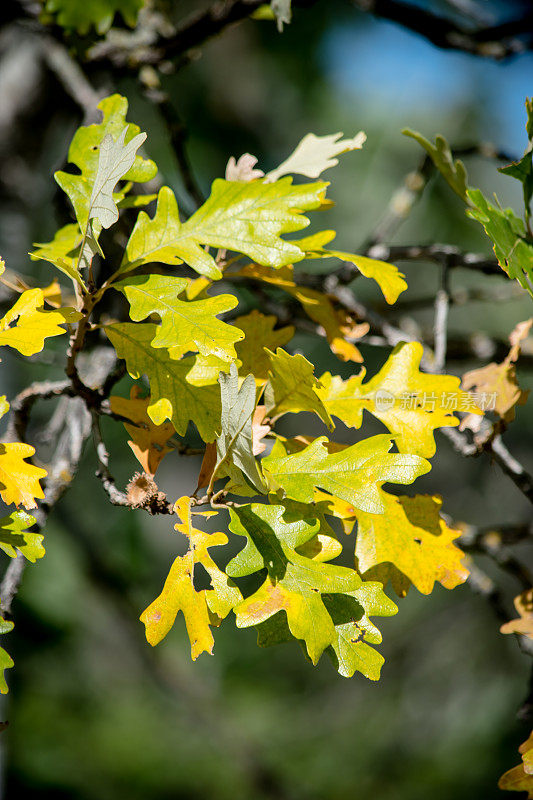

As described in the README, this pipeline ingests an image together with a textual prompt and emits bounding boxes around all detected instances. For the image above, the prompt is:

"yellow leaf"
[355,494,469,597]
[110,387,175,476]
[234,263,366,362]
[318,341,482,457]
[234,310,294,383]
[140,497,241,657]
[140,554,214,658]
[294,230,407,304]
[0,397,46,510]
[0,288,81,356]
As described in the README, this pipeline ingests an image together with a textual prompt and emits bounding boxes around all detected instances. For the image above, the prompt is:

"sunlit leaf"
[318,341,481,458]
[114,273,242,361]
[355,493,469,597]
[105,322,220,442]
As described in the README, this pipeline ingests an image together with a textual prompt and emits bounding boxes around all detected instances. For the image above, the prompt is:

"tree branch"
[353,0,533,60]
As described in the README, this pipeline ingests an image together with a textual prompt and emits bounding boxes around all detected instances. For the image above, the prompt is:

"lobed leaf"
[354,493,469,597]
[114,274,243,361]
[105,322,220,442]
[120,178,327,280]
[0,288,80,356]
[318,341,482,458]
[263,434,430,514]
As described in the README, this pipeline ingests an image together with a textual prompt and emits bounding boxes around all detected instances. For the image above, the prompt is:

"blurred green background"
[1,1,533,798]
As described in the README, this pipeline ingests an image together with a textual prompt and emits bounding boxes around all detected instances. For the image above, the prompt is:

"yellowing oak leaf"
[234,263,367,362]
[264,348,333,428]
[105,323,220,442]
[119,178,327,280]
[263,434,430,514]
[0,288,81,356]
[140,497,241,658]
[0,440,46,510]
[227,502,396,678]
[501,589,533,639]
[499,732,533,798]
[234,310,294,382]
[354,493,469,597]
[0,510,43,562]
[318,341,481,458]
[462,317,532,422]
[294,230,407,304]
[114,274,243,361]
[110,387,175,476]
[0,399,46,510]
[267,131,366,181]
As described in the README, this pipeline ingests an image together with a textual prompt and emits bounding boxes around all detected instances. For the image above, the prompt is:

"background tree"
[1,1,533,798]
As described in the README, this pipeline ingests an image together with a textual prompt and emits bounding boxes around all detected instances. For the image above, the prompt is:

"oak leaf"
[0,510,43,562]
[499,731,533,797]
[233,311,294,382]
[0,613,14,694]
[114,273,243,361]
[214,364,267,495]
[354,493,469,597]
[318,341,481,458]
[140,497,241,658]
[0,399,47,510]
[267,131,366,181]
[105,322,220,442]
[501,590,533,639]
[119,178,327,280]
[227,502,396,677]
[263,434,430,514]
[264,348,333,428]
[110,387,175,476]
[462,318,532,422]
[294,230,407,304]
[0,288,80,356]
[234,263,366,362]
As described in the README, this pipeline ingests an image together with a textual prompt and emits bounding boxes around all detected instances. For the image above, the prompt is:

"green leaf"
[402,129,469,201]
[499,97,533,217]
[0,511,43,563]
[214,363,267,495]
[266,131,366,181]
[119,178,327,279]
[55,94,156,230]
[30,224,86,288]
[44,0,144,34]
[0,612,14,694]
[324,586,397,680]
[264,348,333,428]
[105,322,221,442]
[466,188,533,296]
[113,274,243,361]
[263,434,430,514]
[227,502,396,677]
